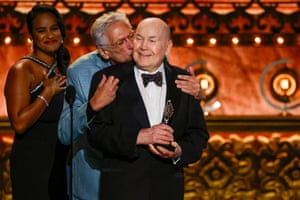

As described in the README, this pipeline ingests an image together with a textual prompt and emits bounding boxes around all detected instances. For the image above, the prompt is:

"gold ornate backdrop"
[1,132,300,200]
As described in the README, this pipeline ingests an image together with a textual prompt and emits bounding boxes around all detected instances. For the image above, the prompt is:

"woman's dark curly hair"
[27,4,69,75]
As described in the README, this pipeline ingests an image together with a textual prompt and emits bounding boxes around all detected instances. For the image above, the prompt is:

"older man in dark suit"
[87,17,209,200]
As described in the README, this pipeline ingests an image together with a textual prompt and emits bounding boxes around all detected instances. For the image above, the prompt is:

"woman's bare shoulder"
[8,57,43,80]
[6,58,40,88]
[11,57,34,71]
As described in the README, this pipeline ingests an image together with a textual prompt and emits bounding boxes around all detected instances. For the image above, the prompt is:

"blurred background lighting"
[209,37,217,45]
[232,36,239,45]
[186,37,194,46]
[254,36,262,45]
[200,79,209,90]
[73,37,81,45]
[4,36,11,45]
[276,36,285,45]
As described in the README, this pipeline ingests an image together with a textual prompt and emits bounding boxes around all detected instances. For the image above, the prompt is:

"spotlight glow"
[280,78,290,90]
[200,79,209,90]
[209,37,217,45]
[4,36,11,45]
[186,37,194,46]
[73,37,81,45]
[232,37,239,45]
[276,36,285,45]
[254,36,261,44]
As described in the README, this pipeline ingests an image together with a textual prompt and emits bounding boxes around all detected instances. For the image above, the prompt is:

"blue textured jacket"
[58,50,110,200]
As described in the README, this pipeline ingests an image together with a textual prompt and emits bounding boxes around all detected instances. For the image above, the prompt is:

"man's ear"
[165,39,173,56]
[97,47,110,60]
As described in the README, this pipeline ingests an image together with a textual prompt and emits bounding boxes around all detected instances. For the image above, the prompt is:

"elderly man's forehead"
[136,18,170,38]
[138,18,165,28]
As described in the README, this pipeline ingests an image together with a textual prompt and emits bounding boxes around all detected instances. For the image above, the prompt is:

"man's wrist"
[171,143,182,165]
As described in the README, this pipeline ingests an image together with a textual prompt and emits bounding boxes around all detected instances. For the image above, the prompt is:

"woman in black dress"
[4,5,69,200]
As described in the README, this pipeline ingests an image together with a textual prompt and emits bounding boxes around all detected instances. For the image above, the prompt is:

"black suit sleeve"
[166,64,209,168]
[175,95,209,168]
[87,63,140,159]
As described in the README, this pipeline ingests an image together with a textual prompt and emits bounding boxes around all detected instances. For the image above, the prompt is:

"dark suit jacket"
[87,60,209,200]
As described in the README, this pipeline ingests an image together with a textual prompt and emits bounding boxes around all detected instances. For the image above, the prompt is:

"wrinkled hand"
[148,141,182,159]
[175,67,205,100]
[136,124,174,145]
[43,74,67,95]
[89,74,119,112]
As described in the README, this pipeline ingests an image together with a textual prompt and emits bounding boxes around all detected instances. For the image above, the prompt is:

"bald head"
[136,17,171,41]
[133,17,173,72]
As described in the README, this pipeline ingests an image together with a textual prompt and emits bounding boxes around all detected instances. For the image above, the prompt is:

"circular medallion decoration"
[196,69,218,102]
[260,59,300,114]
[270,67,298,103]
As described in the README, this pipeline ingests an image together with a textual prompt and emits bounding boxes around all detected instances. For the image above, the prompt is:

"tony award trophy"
[155,99,175,151]
[163,100,174,124]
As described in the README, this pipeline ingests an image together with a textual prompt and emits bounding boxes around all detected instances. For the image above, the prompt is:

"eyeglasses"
[99,31,134,49]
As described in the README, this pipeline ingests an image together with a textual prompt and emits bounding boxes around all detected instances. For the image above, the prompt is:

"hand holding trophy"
[154,100,176,151]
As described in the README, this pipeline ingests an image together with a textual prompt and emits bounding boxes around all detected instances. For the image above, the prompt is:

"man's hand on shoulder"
[89,74,119,111]
[175,67,205,100]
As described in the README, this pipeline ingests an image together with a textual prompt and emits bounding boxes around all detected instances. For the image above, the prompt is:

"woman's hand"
[43,74,67,95]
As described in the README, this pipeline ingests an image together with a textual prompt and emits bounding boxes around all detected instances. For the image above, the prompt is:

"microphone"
[66,85,76,105]
[65,85,76,200]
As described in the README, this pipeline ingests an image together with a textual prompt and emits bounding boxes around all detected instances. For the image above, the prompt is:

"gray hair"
[90,12,132,47]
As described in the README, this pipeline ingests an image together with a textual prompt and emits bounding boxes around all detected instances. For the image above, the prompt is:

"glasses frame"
[98,30,134,49]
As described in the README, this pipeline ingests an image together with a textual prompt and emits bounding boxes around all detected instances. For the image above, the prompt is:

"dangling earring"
[28,38,33,48]
[61,39,64,44]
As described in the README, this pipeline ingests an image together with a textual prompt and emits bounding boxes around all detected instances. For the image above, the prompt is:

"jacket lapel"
[122,65,150,128]
[164,63,181,125]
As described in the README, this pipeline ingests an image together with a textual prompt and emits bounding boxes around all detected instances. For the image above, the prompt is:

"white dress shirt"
[134,64,167,126]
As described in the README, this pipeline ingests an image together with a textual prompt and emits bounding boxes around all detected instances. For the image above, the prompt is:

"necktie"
[141,71,163,87]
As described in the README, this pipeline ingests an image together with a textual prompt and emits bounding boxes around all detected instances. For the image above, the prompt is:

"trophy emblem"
[163,100,174,124]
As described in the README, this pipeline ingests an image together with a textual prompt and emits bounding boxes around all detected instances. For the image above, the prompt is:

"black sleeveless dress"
[9,56,69,200]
